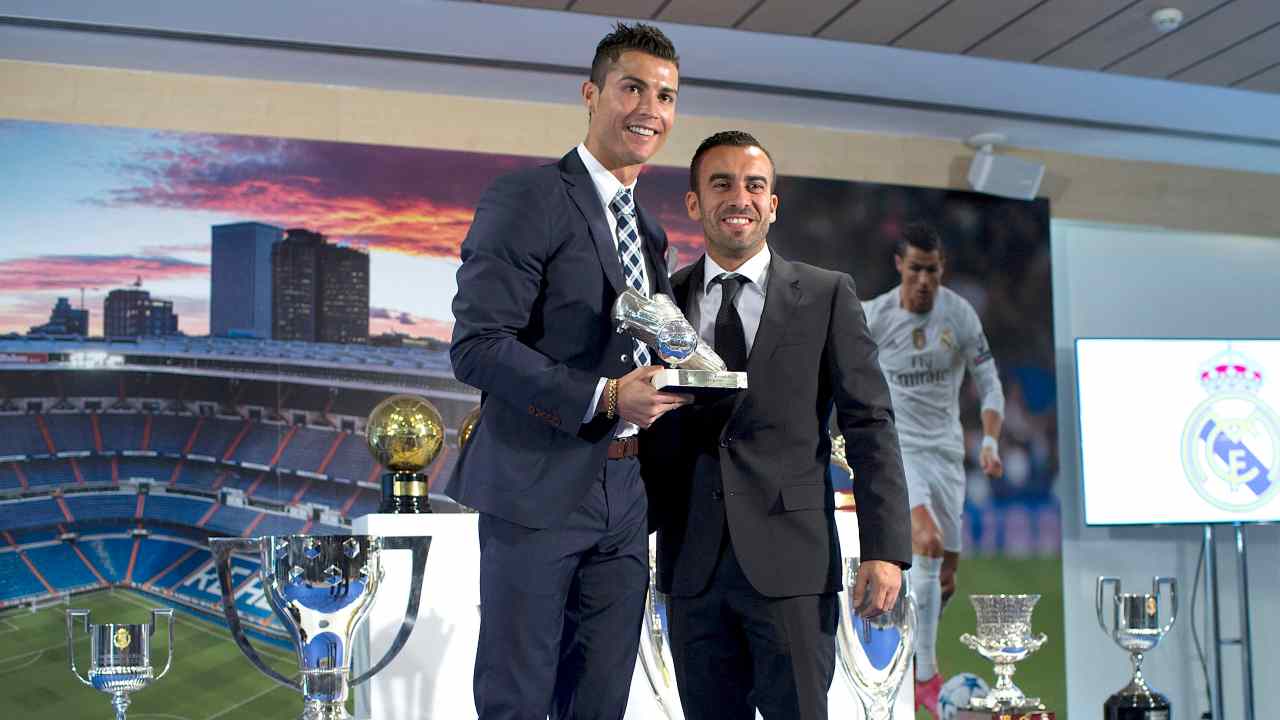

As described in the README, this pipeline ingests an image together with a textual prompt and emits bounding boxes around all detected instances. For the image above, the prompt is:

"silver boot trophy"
[836,558,915,720]
[959,594,1048,713]
[66,607,174,720]
[210,534,429,720]
[612,288,748,394]
[1097,576,1176,720]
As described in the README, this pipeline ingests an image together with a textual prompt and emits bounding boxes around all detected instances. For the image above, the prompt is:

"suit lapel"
[675,256,705,316]
[732,252,801,418]
[561,151,624,293]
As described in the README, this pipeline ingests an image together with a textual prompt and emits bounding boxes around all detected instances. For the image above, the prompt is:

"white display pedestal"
[352,511,912,719]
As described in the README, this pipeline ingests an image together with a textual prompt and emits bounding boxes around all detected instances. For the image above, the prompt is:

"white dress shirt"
[576,144,647,435]
[691,246,771,358]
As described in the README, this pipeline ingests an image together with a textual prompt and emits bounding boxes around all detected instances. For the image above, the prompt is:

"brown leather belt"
[607,435,640,459]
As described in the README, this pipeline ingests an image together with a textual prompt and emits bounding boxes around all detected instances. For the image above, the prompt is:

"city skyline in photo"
[0,119,705,341]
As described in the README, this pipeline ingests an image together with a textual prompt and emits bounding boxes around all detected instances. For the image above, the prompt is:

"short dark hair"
[590,22,679,88]
[688,130,776,193]
[896,222,943,257]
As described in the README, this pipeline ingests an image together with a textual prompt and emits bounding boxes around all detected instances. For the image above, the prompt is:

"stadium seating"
[148,414,199,454]
[277,426,339,473]
[232,423,289,466]
[80,537,135,582]
[189,417,247,458]
[0,550,45,602]
[147,546,211,589]
[144,494,217,527]
[44,413,95,453]
[0,498,65,531]
[100,413,147,450]
[130,537,199,585]
[24,542,101,591]
[64,492,138,522]
[0,415,47,456]
[324,432,378,483]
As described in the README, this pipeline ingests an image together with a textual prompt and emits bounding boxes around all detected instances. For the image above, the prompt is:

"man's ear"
[684,190,701,222]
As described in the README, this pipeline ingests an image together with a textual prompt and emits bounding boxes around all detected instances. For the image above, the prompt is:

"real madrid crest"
[912,327,926,350]
[113,626,132,650]
[940,326,956,350]
[1180,350,1280,513]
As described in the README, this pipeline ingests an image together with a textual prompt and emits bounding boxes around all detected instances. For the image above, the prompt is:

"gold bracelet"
[606,378,618,420]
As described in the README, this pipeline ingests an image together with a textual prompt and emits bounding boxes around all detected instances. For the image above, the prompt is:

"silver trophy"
[959,594,1048,711]
[210,534,429,720]
[612,289,748,393]
[639,539,685,719]
[836,558,915,720]
[1097,576,1176,717]
[66,607,174,720]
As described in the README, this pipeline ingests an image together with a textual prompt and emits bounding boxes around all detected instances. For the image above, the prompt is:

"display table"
[351,511,913,719]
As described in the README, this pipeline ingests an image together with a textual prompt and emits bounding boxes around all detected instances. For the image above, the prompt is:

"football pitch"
[0,556,1065,720]
[0,589,303,720]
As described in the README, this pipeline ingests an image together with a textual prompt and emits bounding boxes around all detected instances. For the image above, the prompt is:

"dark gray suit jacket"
[643,250,910,598]
[447,149,672,529]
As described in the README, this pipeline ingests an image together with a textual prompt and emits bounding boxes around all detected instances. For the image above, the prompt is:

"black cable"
[1190,537,1212,715]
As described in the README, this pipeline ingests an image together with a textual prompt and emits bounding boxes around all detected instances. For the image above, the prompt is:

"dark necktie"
[712,273,749,372]
[609,187,651,367]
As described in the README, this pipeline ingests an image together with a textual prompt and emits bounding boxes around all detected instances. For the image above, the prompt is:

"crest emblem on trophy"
[1180,349,1280,512]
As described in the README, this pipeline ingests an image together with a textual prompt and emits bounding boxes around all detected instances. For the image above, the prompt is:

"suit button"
[620,353,629,363]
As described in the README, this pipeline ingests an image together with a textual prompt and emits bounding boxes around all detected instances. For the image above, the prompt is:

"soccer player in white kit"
[862,223,1005,718]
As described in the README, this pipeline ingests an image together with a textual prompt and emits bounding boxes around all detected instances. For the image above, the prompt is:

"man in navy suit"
[446,23,690,720]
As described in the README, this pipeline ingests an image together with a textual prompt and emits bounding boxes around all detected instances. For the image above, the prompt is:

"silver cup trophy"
[210,534,429,720]
[959,594,1048,712]
[612,289,748,393]
[639,538,685,719]
[1096,576,1176,719]
[66,607,174,720]
[836,558,915,720]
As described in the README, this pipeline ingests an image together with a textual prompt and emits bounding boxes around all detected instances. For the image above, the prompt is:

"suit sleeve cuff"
[583,377,607,423]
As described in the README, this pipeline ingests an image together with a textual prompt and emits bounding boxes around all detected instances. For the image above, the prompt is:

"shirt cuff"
[584,377,608,423]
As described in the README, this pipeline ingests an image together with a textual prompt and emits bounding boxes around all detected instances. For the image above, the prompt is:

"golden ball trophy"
[367,394,444,514]
[457,405,482,450]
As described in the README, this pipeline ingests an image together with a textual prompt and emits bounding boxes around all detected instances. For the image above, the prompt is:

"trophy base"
[1104,689,1170,720]
[651,368,748,398]
[957,710,1055,720]
[378,472,432,514]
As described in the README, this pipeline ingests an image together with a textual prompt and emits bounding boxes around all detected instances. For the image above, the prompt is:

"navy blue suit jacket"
[446,149,673,529]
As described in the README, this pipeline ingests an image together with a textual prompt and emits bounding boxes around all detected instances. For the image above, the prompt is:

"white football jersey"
[863,285,1003,459]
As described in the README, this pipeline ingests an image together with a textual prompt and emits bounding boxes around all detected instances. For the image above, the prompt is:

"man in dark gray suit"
[644,131,912,720]
[447,23,690,720]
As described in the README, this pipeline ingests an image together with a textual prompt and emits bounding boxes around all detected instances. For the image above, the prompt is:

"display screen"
[1076,338,1280,525]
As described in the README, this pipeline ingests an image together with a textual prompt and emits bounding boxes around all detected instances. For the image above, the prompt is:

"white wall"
[1052,220,1280,719]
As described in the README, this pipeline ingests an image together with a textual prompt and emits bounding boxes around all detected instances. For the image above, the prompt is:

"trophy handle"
[1096,576,1121,636]
[1025,631,1048,652]
[959,632,981,651]
[150,608,175,680]
[210,537,302,691]
[1154,576,1177,635]
[350,534,431,686]
[65,609,93,687]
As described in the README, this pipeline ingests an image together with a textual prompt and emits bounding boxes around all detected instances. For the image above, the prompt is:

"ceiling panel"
[658,0,758,26]
[1236,63,1280,92]
[1108,0,1280,78]
[894,0,1045,54]
[481,0,566,9]
[817,0,949,45]
[569,0,666,19]
[968,0,1134,62]
[736,0,850,36]
[1173,23,1280,85]
[1038,0,1226,71]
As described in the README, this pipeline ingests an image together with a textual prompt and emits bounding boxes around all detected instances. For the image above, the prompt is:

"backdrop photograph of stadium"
[1,118,1061,718]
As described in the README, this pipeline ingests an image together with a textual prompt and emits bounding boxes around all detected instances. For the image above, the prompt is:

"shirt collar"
[703,245,771,294]
[577,143,636,211]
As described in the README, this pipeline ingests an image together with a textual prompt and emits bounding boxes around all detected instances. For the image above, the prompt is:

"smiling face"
[685,144,778,270]
[582,50,678,184]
